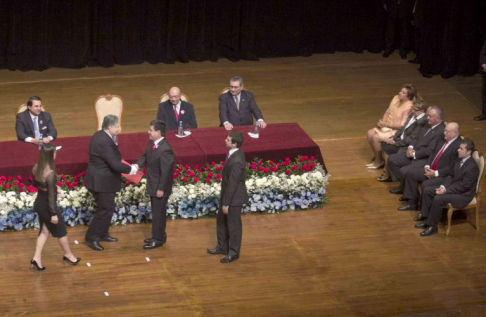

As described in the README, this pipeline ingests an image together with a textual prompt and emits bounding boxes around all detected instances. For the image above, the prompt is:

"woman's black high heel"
[63,256,81,265]
[31,259,46,271]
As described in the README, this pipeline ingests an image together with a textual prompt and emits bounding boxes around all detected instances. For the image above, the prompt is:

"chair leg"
[445,208,453,236]
[475,207,479,231]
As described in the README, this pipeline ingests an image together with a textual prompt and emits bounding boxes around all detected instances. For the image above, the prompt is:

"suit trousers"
[382,142,400,156]
[216,205,242,257]
[402,168,444,206]
[85,191,116,242]
[151,195,169,241]
[421,186,454,227]
[482,72,486,115]
[385,14,410,53]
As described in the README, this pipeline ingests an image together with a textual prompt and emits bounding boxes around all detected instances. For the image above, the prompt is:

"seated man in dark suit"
[219,76,267,130]
[388,105,445,194]
[398,122,462,211]
[379,98,428,182]
[414,138,480,237]
[15,96,57,144]
[156,87,197,131]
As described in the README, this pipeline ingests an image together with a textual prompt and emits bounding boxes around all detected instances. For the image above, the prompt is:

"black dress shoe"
[143,241,164,250]
[101,236,118,242]
[398,196,409,202]
[207,248,226,255]
[414,222,428,229]
[474,115,486,121]
[389,187,403,194]
[144,233,167,244]
[398,204,417,211]
[144,238,154,243]
[220,255,239,263]
[86,240,104,251]
[408,58,419,64]
[377,176,392,182]
[420,226,438,237]
[382,50,393,58]
[414,213,427,221]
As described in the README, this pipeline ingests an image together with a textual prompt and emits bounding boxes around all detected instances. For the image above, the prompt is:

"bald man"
[157,87,197,131]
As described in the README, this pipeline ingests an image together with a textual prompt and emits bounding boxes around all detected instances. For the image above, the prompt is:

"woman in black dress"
[31,143,80,270]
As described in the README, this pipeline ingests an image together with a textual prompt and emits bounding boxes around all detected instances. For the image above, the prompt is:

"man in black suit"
[84,115,138,251]
[388,105,445,193]
[15,96,57,144]
[414,139,479,237]
[136,120,175,250]
[379,98,427,182]
[398,122,461,211]
[219,76,267,130]
[382,0,415,59]
[156,87,197,130]
[474,37,486,121]
[207,130,249,263]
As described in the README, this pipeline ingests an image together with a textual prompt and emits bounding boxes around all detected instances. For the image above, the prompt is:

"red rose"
[14,181,19,186]
[269,160,274,166]
[57,181,63,187]
[0,176,6,181]
[16,176,22,181]
[292,165,298,171]
[299,157,305,162]
[179,166,184,172]
[283,161,289,167]
[77,174,82,178]
[211,161,216,166]
[216,174,222,180]
[285,170,291,175]
[309,163,315,169]
[258,166,264,171]
[251,163,257,169]
[185,164,190,170]
[208,172,214,177]
[81,171,86,176]
[216,166,222,171]
[205,167,209,171]
[285,157,291,162]
[7,176,13,181]
[205,177,211,183]
[73,182,79,187]
[193,177,199,183]
[61,175,66,180]
[182,176,188,182]
[82,181,86,186]
[19,189,24,193]
[126,181,130,186]
[310,156,315,161]
[221,161,225,166]
[68,183,74,189]
[19,183,25,188]
[194,164,199,169]
[264,168,270,173]
[276,163,281,167]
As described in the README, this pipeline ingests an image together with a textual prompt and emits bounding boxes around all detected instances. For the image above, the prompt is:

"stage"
[1,52,486,316]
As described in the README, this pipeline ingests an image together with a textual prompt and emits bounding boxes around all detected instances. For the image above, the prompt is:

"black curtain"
[0,0,484,77]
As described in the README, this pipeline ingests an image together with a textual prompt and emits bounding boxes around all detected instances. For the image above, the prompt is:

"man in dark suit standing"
[474,37,486,121]
[414,139,479,237]
[398,122,462,211]
[15,96,57,144]
[157,87,197,130]
[136,120,175,250]
[207,130,249,263]
[388,106,445,193]
[219,76,267,130]
[84,115,138,251]
[382,0,415,59]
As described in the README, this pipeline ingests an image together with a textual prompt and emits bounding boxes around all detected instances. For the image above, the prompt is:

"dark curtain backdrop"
[0,0,484,77]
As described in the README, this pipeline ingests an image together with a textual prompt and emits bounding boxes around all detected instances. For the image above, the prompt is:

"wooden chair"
[160,93,189,103]
[94,95,124,132]
[445,151,485,235]
[17,104,46,114]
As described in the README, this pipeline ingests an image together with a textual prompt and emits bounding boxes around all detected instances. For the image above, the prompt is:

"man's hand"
[156,190,164,198]
[224,122,233,130]
[482,64,486,72]
[51,215,59,224]
[259,121,267,129]
[32,138,40,145]
[424,168,436,178]
[42,137,51,144]
[222,205,229,215]
[406,148,415,158]
[436,187,446,195]
[384,138,395,145]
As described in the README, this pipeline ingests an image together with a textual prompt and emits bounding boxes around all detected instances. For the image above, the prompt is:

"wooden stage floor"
[1,53,486,316]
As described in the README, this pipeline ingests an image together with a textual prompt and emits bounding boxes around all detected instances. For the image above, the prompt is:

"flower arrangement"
[0,156,329,231]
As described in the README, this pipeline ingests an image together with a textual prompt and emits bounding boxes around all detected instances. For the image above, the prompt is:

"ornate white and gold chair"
[94,95,124,132]
[17,104,46,114]
[160,93,189,103]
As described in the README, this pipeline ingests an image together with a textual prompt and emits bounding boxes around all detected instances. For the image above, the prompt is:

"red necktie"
[173,106,179,121]
[151,143,156,153]
[430,141,448,170]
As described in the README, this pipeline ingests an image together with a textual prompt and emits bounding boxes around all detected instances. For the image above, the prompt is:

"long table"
[0,123,326,180]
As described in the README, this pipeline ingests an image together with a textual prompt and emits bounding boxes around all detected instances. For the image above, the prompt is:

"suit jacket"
[384,0,414,18]
[85,130,131,193]
[15,110,57,141]
[410,122,445,160]
[442,157,480,208]
[220,150,249,207]
[156,100,197,131]
[425,137,461,177]
[136,139,175,197]
[219,90,263,126]
[480,36,486,67]
[392,114,427,147]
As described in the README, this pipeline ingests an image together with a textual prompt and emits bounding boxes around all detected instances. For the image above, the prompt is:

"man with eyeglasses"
[219,76,267,130]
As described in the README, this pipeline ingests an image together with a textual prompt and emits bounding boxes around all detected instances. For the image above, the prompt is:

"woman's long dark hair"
[34,143,56,182]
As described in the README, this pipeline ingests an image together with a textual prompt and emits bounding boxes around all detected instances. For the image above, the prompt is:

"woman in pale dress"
[366,84,416,169]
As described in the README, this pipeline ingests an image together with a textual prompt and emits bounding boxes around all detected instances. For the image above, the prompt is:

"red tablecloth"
[0,123,325,180]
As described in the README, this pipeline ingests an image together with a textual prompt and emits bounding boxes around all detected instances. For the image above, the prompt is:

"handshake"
[129,164,140,175]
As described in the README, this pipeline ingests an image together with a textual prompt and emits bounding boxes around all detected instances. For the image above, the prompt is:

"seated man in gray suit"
[15,96,57,144]
[219,76,267,130]
[414,138,480,237]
